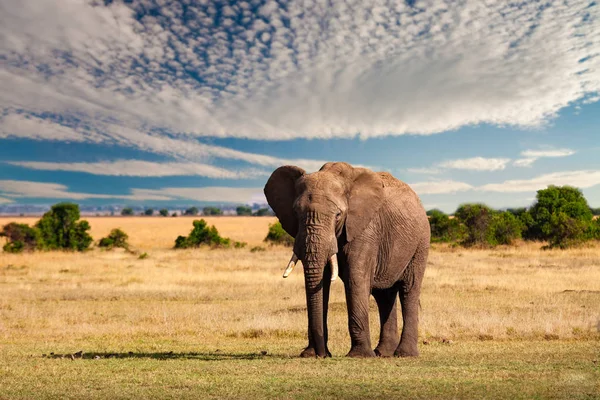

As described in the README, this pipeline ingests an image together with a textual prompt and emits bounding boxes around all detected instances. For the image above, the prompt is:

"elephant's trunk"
[293,211,339,358]
[304,261,327,357]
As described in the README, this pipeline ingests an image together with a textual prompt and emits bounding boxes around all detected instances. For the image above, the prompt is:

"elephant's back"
[378,172,427,219]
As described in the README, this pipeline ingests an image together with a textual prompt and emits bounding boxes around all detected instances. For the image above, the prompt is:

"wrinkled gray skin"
[264,162,430,358]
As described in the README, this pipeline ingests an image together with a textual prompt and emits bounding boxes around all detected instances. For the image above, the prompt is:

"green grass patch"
[0,340,598,399]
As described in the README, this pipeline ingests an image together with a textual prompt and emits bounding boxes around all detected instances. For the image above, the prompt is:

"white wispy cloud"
[513,158,537,168]
[7,160,267,179]
[130,187,265,204]
[0,196,12,204]
[513,148,576,167]
[439,157,511,172]
[0,180,174,201]
[478,170,600,193]
[521,149,576,158]
[405,167,442,175]
[0,0,598,147]
[408,180,474,195]
[0,114,328,172]
[0,180,265,203]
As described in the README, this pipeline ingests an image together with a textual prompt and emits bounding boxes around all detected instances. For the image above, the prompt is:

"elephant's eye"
[336,211,342,219]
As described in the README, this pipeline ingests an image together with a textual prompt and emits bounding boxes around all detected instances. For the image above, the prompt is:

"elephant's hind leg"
[395,243,428,357]
[372,287,399,357]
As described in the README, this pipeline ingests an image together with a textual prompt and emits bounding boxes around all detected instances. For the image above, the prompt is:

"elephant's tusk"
[283,253,298,278]
[330,254,339,282]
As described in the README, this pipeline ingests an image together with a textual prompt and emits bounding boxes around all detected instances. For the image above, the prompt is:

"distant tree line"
[119,205,274,217]
[429,185,600,249]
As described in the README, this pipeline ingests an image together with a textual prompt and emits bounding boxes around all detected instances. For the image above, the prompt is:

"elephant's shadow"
[41,350,285,361]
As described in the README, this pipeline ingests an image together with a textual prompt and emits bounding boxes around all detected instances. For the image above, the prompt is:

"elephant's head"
[264,162,385,357]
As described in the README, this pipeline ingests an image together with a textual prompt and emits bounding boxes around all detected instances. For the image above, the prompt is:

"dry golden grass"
[1,216,598,348]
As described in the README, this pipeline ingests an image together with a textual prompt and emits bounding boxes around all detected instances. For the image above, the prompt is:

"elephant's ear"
[264,165,305,238]
[346,170,385,242]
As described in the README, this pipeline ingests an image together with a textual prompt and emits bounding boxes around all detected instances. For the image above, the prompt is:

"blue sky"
[0,0,599,213]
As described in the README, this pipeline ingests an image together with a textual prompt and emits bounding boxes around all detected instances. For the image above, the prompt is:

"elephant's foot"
[394,342,419,357]
[346,345,376,358]
[374,343,397,358]
[300,346,331,358]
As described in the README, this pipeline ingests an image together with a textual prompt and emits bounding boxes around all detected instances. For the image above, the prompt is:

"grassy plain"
[0,216,599,399]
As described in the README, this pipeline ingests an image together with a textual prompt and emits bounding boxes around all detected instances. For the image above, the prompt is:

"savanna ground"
[0,216,599,399]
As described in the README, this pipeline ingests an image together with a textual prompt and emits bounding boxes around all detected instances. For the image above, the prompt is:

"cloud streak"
[439,157,511,172]
[408,180,474,195]
[3,168,600,204]
[0,180,174,201]
[514,148,576,167]
[0,179,266,204]
[478,170,600,193]
[1,0,598,147]
[8,160,268,179]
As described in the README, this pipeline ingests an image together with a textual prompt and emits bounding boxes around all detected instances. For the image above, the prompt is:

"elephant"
[264,162,430,358]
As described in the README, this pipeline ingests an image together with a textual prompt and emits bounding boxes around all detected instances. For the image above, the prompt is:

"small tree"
[184,207,199,216]
[144,208,154,216]
[264,221,294,246]
[121,207,134,216]
[454,204,494,247]
[35,203,92,251]
[236,205,253,216]
[159,208,169,217]
[528,186,594,248]
[98,228,130,250]
[202,207,222,216]
[1,222,40,253]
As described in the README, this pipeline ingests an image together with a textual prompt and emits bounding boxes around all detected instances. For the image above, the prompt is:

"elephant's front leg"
[344,278,376,358]
[300,262,332,358]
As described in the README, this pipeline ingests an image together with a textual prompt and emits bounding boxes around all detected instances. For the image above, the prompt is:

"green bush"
[236,206,253,216]
[1,222,40,253]
[487,212,524,246]
[35,203,92,251]
[544,212,589,249]
[159,209,169,217]
[527,186,594,248]
[428,210,467,243]
[454,204,495,247]
[144,208,154,216]
[121,207,134,216]
[174,219,244,249]
[264,221,294,247]
[202,207,222,216]
[453,205,523,247]
[98,229,129,250]
[184,207,198,216]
